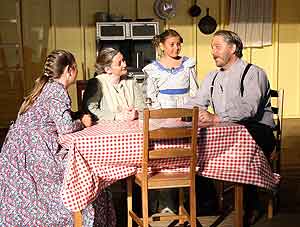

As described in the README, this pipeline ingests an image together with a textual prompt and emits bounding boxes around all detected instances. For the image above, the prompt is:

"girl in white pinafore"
[143,29,198,109]
[142,29,199,214]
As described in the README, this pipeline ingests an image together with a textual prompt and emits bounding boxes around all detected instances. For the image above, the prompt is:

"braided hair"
[18,49,75,115]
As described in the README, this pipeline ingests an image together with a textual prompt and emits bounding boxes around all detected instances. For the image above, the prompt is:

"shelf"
[0,18,17,23]
[0,66,24,72]
[0,43,20,48]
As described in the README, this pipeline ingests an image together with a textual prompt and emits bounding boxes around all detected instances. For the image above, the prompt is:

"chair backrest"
[76,80,88,112]
[142,107,199,177]
[270,88,284,173]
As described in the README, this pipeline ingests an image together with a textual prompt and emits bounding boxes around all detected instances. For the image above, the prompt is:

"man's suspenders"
[240,63,252,97]
[210,63,252,112]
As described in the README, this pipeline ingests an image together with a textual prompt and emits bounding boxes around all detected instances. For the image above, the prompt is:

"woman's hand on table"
[81,114,93,127]
[120,107,138,121]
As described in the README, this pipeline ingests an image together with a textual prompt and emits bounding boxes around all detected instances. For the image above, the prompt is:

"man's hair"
[213,30,243,58]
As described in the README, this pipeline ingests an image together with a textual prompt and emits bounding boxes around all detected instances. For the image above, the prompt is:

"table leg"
[73,211,82,227]
[234,183,243,227]
[127,177,133,227]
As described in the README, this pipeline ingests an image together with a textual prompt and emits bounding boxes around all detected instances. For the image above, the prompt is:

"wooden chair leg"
[179,188,184,225]
[142,185,148,227]
[217,181,224,213]
[234,184,243,227]
[73,211,82,227]
[190,186,197,227]
[267,197,273,219]
[127,177,133,227]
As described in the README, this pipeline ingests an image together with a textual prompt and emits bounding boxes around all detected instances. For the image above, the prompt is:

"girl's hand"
[81,114,93,127]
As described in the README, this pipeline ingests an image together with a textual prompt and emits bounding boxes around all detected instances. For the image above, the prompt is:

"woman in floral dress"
[0,49,116,226]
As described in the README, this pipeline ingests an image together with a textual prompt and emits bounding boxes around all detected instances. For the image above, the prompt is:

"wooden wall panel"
[196,0,220,81]
[1,0,300,126]
[109,0,136,19]
[137,0,165,32]
[22,0,51,94]
[0,0,26,126]
[51,0,83,110]
[80,0,108,80]
[166,0,195,60]
[251,46,276,87]
[277,0,300,118]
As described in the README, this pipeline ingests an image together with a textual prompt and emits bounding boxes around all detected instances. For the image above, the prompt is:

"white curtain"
[228,0,273,47]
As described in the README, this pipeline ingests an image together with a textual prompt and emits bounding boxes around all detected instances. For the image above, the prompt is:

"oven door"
[130,22,159,40]
[96,22,126,40]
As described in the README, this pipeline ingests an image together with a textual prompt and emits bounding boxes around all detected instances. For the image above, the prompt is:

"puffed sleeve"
[182,57,199,96]
[133,79,146,118]
[142,64,162,109]
[49,86,83,135]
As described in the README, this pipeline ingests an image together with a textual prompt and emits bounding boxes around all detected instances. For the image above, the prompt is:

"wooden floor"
[1,119,300,226]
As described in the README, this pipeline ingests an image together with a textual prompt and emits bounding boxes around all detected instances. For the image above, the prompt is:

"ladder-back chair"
[216,88,285,219]
[76,80,88,112]
[267,88,284,218]
[127,107,199,227]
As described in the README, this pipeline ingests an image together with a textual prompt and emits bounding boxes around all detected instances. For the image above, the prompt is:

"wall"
[0,0,300,126]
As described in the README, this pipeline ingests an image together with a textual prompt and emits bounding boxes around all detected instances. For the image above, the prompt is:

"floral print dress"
[0,81,116,226]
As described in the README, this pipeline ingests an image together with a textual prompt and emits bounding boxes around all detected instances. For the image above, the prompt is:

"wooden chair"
[76,80,88,112]
[267,88,284,218]
[127,107,199,227]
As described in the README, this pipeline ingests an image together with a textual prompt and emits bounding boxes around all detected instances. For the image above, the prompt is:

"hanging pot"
[188,0,201,17]
[153,0,176,20]
[198,8,217,35]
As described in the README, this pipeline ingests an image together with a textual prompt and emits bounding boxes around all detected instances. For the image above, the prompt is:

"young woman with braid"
[0,50,115,226]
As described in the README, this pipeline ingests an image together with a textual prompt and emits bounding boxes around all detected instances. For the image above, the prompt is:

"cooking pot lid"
[153,0,176,20]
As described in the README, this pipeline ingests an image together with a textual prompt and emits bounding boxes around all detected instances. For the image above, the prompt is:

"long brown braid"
[18,49,75,115]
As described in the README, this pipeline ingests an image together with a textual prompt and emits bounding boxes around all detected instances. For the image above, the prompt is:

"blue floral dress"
[0,81,116,226]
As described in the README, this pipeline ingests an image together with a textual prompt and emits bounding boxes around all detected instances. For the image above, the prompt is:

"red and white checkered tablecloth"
[59,120,280,212]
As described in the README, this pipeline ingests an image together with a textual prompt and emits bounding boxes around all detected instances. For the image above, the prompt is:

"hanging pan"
[153,0,176,20]
[198,8,217,35]
[188,0,201,17]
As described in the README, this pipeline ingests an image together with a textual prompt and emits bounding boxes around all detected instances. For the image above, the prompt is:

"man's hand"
[270,151,279,161]
[198,109,220,123]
